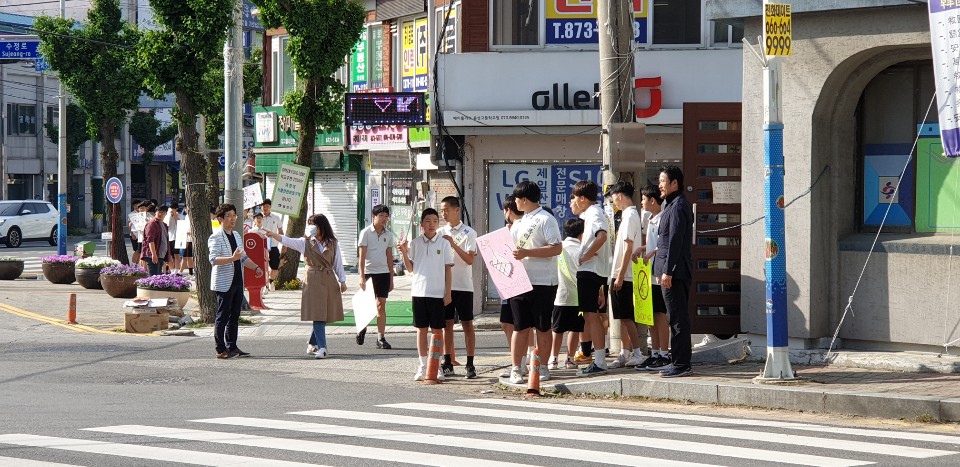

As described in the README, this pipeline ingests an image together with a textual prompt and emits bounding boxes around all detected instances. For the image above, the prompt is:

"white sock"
[619,349,629,358]
[594,348,606,366]
[633,348,643,358]
[418,355,427,366]
[521,355,528,367]
[378,333,384,340]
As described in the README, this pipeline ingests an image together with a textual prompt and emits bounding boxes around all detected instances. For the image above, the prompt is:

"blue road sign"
[34,56,49,72]
[105,177,124,204]
[0,37,40,60]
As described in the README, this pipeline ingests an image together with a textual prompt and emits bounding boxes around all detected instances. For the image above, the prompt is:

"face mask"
[306,225,318,237]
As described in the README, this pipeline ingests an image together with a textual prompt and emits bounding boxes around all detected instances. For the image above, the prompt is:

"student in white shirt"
[398,208,454,382]
[506,181,562,384]
[569,180,613,376]
[635,184,671,371]
[438,196,478,379]
[549,218,585,371]
[607,182,645,368]
[260,199,285,288]
[356,205,396,349]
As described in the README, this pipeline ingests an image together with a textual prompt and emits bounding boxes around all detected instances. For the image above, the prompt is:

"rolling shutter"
[312,172,360,268]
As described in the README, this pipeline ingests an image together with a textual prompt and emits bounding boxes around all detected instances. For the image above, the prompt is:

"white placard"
[174,215,190,249]
[243,183,264,209]
[256,112,277,143]
[351,279,378,334]
[270,163,310,217]
[711,181,742,204]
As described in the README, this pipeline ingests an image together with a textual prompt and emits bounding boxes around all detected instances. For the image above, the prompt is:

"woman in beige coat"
[263,214,347,358]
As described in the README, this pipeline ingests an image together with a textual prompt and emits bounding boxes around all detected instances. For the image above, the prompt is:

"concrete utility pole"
[598,0,635,354]
[223,0,244,234]
[56,0,67,253]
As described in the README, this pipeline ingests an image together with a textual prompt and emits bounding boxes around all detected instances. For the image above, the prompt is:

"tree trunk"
[175,90,216,323]
[276,78,319,285]
[207,150,221,209]
[100,123,130,264]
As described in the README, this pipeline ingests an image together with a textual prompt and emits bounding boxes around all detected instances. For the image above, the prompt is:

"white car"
[0,200,60,248]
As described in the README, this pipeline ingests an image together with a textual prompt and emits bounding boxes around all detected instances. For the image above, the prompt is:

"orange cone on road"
[526,346,541,397]
[67,293,77,324]
[424,331,444,385]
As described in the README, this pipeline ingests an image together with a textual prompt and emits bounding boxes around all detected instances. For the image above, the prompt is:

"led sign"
[345,92,427,126]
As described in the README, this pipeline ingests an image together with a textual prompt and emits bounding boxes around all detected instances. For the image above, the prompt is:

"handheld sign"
[476,227,533,300]
[243,232,269,310]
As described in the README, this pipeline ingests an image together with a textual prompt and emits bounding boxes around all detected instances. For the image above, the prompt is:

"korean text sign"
[487,163,602,233]
[546,0,648,45]
[929,1,960,157]
[271,163,310,217]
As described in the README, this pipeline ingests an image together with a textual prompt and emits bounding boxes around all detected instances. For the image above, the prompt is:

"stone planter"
[75,268,103,289]
[0,261,24,280]
[135,287,190,316]
[42,262,76,285]
[100,274,143,298]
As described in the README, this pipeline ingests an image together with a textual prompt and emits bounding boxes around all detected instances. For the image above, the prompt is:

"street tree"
[35,0,142,264]
[44,102,89,172]
[251,0,365,284]
[137,0,234,321]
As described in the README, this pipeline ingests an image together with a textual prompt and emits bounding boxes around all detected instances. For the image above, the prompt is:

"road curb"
[550,376,959,422]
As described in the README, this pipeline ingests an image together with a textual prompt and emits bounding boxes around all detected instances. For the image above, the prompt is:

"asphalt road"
[2,315,960,467]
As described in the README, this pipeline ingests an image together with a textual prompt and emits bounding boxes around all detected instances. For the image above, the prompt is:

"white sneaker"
[414,365,426,381]
[609,354,627,369]
[694,335,719,349]
[314,348,327,359]
[306,345,318,355]
[437,371,445,382]
[626,353,644,367]
[499,370,511,378]
[520,356,529,376]
[509,366,524,384]
[547,357,559,370]
[539,366,551,382]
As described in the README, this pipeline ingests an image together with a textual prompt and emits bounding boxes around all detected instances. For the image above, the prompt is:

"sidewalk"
[3,273,960,422]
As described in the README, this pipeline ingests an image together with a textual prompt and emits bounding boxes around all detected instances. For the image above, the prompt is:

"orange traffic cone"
[424,331,444,385]
[67,293,77,324]
[526,345,541,397]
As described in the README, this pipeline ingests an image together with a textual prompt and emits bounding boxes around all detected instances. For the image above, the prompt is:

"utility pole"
[56,0,67,254]
[598,0,635,354]
[223,0,244,233]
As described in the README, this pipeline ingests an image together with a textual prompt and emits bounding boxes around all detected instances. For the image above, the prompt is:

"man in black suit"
[655,165,694,378]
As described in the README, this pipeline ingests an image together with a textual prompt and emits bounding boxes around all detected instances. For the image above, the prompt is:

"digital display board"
[345,92,427,126]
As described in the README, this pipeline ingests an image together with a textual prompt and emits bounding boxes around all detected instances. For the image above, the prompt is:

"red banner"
[244,233,269,309]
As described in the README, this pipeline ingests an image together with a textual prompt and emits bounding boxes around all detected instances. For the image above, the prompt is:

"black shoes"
[465,365,477,379]
[376,337,391,349]
[441,363,455,377]
[660,366,692,378]
[230,348,251,358]
[216,351,232,359]
[356,328,367,345]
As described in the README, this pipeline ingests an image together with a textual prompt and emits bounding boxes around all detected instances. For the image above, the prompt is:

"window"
[492,0,540,46]
[710,20,744,48]
[271,36,296,104]
[652,0,701,45]
[7,104,37,135]
[46,106,58,127]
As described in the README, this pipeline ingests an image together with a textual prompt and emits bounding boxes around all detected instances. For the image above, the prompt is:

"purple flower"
[41,255,78,265]
[135,273,192,291]
[100,264,148,276]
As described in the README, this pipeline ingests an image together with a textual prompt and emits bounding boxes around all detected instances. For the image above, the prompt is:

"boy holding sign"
[606,182,646,369]
[635,185,670,371]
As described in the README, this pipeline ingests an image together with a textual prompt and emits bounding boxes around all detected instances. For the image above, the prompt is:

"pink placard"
[477,227,533,300]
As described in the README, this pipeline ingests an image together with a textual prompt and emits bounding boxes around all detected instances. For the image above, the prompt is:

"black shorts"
[552,305,584,333]
[368,273,391,298]
[499,302,513,324]
[412,296,446,330]
[130,235,141,253]
[182,242,193,258]
[576,271,607,313]
[168,241,178,256]
[269,247,281,269]
[509,285,557,332]
[445,290,474,321]
[652,284,667,314]
[611,281,635,320]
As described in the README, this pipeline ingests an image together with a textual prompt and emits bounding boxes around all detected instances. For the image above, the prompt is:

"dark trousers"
[146,260,164,276]
[662,279,691,367]
[214,282,244,353]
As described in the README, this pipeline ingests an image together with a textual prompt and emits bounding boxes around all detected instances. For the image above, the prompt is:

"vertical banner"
[929,2,960,157]
[351,29,368,91]
[632,259,654,326]
[414,17,430,91]
[369,25,384,89]
[477,227,534,299]
[546,0,648,45]
[401,20,417,92]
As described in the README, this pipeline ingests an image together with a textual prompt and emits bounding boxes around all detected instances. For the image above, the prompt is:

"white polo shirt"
[510,206,562,286]
[611,206,643,281]
[439,222,477,292]
[261,212,283,248]
[409,232,454,298]
[578,204,613,278]
[358,224,395,275]
[555,237,581,307]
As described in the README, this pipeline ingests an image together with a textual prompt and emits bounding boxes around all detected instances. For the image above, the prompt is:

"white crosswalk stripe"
[20,258,42,273]
[0,399,957,466]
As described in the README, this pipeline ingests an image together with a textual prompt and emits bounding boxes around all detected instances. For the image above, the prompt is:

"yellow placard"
[632,259,654,326]
[763,3,792,56]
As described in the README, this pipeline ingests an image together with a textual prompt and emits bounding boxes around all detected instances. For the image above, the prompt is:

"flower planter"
[100,274,143,298]
[0,261,24,280]
[135,288,190,316]
[42,262,76,285]
[75,268,103,289]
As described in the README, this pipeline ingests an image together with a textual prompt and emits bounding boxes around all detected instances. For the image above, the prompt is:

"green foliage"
[128,110,178,164]
[276,278,303,290]
[250,0,364,129]
[44,103,89,171]
[34,0,141,142]
[244,48,264,105]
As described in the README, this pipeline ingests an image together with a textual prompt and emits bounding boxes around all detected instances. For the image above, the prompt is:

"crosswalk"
[20,258,42,275]
[1,398,959,466]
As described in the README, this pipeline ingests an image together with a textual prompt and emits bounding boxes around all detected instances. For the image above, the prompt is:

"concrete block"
[939,398,960,422]
[824,392,943,421]
[718,383,825,413]
[668,381,720,404]
[692,337,752,364]
[553,378,622,396]
[621,378,671,399]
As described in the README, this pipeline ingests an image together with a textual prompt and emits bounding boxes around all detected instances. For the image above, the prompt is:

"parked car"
[0,200,59,248]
